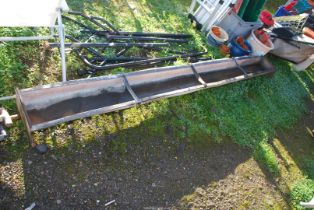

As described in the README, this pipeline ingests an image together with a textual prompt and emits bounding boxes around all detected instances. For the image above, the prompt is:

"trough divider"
[190,64,207,87]
[233,57,248,77]
[122,74,141,104]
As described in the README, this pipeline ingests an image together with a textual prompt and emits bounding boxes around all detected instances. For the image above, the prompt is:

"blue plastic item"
[207,26,229,47]
[274,6,292,17]
[207,34,221,46]
[229,38,252,57]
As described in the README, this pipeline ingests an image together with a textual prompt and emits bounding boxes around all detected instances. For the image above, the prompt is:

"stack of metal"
[49,11,210,75]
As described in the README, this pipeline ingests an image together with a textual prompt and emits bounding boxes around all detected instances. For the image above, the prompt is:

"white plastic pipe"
[0,27,55,42]
[0,36,53,42]
[0,95,16,101]
[300,198,314,208]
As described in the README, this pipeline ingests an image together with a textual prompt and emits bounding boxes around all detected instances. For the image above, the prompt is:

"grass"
[264,0,283,13]
[0,0,313,208]
[304,158,314,179]
[254,141,279,176]
[291,179,314,210]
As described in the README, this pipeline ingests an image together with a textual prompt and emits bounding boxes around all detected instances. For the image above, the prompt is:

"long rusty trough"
[16,56,275,138]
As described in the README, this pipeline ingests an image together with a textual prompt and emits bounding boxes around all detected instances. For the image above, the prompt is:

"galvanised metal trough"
[16,56,274,141]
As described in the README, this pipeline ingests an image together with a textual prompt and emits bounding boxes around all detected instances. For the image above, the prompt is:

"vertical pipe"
[57,9,67,82]
[189,0,197,14]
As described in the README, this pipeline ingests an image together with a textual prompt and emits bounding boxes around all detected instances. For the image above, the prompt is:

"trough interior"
[27,90,133,126]
[132,62,265,99]
[23,59,269,128]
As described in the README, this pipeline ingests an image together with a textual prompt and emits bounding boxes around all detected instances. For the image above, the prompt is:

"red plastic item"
[259,10,274,27]
[219,44,230,55]
[254,29,271,47]
[284,1,297,11]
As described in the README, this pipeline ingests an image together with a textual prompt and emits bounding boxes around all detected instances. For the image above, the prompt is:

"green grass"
[254,141,280,176]
[291,179,314,210]
[304,159,314,179]
[0,0,313,208]
[264,0,284,13]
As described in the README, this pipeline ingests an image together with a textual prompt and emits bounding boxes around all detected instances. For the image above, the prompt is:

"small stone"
[51,155,57,161]
[96,200,100,204]
[152,183,156,187]
[36,144,48,154]
[57,200,61,204]
[187,202,194,208]
[28,160,33,165]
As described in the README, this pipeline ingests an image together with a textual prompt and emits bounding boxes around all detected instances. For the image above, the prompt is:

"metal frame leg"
[57,9,67,82]
[189,0,197,14]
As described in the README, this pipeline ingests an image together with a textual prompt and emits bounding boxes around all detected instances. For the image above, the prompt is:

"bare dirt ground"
[0,101,313,210]
[0,137,287,209]
[1,144,287,210]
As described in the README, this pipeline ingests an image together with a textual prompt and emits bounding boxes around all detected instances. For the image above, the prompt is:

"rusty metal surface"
[16,56,275,132]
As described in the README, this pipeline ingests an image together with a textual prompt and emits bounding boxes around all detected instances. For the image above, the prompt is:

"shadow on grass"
[254,99,314,209]
[275,99,314,179]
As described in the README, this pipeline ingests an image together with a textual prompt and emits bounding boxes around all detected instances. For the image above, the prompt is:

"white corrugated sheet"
[0,0,69,27]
